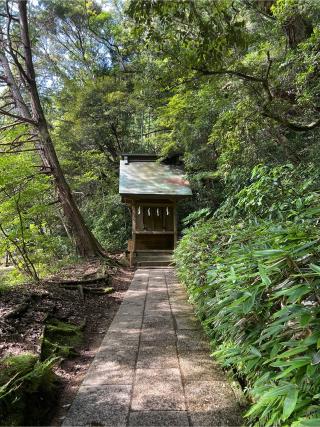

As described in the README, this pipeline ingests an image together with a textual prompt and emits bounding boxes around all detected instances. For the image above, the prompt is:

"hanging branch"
[1,150,39,154]
[193,52,320,132]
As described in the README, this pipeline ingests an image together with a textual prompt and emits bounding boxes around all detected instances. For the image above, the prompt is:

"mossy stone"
[41,318,84,360]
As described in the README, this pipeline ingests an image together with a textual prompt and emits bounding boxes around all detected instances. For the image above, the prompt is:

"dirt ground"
[0,259,134,426]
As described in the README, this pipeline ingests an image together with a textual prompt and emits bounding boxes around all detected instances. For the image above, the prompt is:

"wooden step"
[134,250,174,267]
[136,255,173,262]
[136,260,174,267]
[136,249,173,254]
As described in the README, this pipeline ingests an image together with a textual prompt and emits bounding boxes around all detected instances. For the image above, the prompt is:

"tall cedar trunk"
[16,1,105,257]
[37,121,105,257]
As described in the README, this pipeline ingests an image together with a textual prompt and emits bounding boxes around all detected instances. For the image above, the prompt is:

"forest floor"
[0,259,134,425]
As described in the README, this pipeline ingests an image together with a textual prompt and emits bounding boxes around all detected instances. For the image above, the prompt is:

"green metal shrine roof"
[119,155,192,197]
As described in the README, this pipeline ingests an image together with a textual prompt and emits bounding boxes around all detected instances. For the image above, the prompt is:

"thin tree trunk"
[36,121,105,257]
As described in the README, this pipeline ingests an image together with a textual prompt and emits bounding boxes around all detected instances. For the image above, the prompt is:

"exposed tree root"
[4,298,31,319]
[46,275,110,286]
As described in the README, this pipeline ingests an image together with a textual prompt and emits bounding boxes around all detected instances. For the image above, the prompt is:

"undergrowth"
[0,354,58,426]
[0,318,84,425]
[175,164,320,426]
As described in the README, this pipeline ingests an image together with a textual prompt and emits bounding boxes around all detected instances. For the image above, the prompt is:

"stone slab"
[171,304,195,316]
[145,291,169,299]
[189,411,242,426]
[147,294,168,300]
[62,385,131,426]
[82,363,134,386]
[108,318,142,331]
[168,288,187,296]
[179,351,226,382]
[92,348,137,366]
[82,349,137,386]
[131,368,185,411]
[185,381,242,426]
[143,314,174,329]
[144,302,171,311]
[144,302,171,315]
[148,284,167,288]
[83,367,134,387]
[116,305,145,317]
[101,330,141,346]
[141,327,176,343]
[174,314,201,330]
[128,411,189,426]
[169,297,188,305]
[177,330,210,352]
[137,343,179,369]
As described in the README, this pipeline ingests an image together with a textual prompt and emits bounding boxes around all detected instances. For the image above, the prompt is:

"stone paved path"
[63,268,242,426]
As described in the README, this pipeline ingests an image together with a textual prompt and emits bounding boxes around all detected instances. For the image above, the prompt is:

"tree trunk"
[37,121,105,257]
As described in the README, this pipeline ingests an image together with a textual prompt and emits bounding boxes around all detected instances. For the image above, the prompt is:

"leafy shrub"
[0,354,58,426]
[83,194,131,252]
[175,165,320,426]
[217,163,320,221]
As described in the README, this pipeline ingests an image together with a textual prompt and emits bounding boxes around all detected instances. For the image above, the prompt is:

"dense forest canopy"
[1,0,320,425]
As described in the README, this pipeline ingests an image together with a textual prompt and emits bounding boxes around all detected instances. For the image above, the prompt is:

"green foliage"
[1,0,146,285]
[128,0,320,172]
[52,76,138,165]
[0,354,58,425]
[0,145,73,282]
[182,207,212,227]
[41,318,84,360]
[86,195,131,252]
[127,0,248,70]
[1,2,320,425]
[175,168,320,425]
[217,163,320,221]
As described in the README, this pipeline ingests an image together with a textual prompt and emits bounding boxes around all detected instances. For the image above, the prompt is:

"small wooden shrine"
[119,154,192,266]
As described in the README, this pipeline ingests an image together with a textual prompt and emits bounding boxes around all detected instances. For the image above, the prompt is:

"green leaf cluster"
[0,354,58,426]
[175,165,320,425]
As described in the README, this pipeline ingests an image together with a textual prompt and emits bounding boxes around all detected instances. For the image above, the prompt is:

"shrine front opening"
[133,200,176,250]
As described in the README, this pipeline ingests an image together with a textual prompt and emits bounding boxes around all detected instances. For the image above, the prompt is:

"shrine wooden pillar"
[173,201,177,249]
[130,202,136,267]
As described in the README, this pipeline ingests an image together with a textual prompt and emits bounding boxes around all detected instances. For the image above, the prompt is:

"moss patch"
[41,318,84,360]
[0,354,58,426]
[0,320,84,425]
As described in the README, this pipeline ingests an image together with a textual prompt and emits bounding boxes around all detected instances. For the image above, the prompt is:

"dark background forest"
[1,0,320,425]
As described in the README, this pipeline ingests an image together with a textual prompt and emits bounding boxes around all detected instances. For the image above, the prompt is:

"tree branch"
[5,0,30,86]
[143,127,172,136]
[0,148,40,154]
[262,110,320,132]
[263,51,273,102]
[193,67,266,84]
[196,63,320,132]
[0,30,33,120]
[0,121,22,132]
[0,107,36,124]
